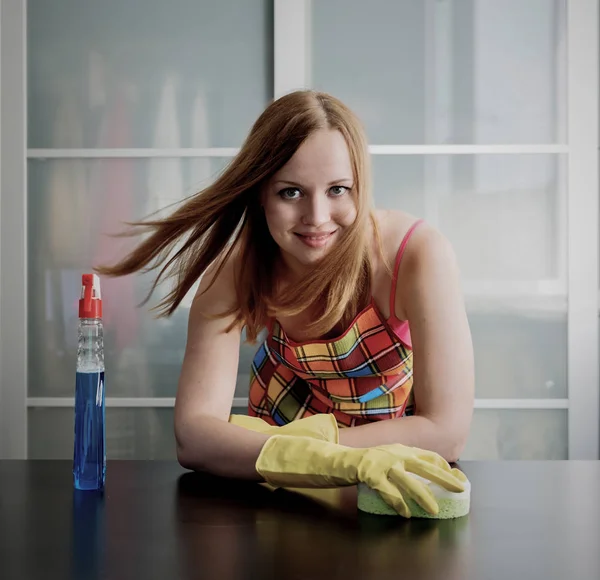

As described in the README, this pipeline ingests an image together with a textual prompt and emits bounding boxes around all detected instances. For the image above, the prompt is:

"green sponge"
[357,475,471,519]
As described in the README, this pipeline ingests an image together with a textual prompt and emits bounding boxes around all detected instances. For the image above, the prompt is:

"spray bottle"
[73,273,106,490]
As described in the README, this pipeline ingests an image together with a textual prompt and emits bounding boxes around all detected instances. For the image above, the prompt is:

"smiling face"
[262,129,357,272]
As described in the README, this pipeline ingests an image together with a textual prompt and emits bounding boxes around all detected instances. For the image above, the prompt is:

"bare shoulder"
[372,209,461,320]
[373,208,456,269]
[398,220,458,276]
[372,209,426,265]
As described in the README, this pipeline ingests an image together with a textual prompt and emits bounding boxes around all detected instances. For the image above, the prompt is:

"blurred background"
[1,0,598,460]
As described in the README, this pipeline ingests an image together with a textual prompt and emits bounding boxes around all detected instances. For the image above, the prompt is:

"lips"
[294,231,336,248]
[296,232,335,239]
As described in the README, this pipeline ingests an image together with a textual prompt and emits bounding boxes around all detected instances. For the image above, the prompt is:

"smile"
[294,231,336,248]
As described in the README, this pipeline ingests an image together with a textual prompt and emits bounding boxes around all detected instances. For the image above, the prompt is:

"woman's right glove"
[255,435,465,518]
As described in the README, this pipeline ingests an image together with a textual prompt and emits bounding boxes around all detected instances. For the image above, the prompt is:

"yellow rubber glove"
[228,413,339,443]
[255,435,465,518]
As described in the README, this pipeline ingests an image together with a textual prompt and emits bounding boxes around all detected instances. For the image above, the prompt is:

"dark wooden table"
[1,460,599,579]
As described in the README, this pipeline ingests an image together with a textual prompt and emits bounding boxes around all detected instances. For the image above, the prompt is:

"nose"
[301,194,331,227]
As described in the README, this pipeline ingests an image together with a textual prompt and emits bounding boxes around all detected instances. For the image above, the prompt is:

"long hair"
[96,90,384,342]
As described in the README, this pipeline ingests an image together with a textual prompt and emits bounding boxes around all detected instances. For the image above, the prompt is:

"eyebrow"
[272,178,353,187]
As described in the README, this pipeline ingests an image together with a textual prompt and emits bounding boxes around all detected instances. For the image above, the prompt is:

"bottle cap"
[79,273,103,319]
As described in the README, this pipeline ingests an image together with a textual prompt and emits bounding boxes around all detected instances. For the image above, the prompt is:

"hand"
[355,443,465,517]
[255,436,466,517]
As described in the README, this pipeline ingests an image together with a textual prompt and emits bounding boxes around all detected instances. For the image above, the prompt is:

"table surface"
[1,460,599,580]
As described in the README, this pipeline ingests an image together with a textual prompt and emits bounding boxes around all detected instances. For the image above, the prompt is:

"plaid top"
[247,220,423,428]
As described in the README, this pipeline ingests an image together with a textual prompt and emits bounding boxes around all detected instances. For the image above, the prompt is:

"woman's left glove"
[228,413,339,443]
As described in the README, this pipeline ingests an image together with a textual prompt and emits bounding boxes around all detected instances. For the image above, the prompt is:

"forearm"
[175,414,269,481]
[337,415,464,462]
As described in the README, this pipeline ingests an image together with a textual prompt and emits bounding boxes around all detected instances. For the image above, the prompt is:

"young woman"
[98,90,474,516]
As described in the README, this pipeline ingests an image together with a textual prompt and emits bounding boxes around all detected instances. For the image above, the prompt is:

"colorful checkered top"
[247,219,423,428]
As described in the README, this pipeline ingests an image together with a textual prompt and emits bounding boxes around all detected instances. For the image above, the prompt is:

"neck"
[276,251,314,283]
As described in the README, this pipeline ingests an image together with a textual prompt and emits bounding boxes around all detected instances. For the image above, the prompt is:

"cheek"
[335,199,358,226]
[264,202,297,236]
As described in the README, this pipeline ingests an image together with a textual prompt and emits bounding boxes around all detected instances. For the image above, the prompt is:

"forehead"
[273,129,353,182]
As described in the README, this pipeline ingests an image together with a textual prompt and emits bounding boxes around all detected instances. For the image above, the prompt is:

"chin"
[284,246,330,268]
[298,251,328,265]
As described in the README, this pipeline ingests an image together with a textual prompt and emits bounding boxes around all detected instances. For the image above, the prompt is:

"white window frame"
[0,0,27,459]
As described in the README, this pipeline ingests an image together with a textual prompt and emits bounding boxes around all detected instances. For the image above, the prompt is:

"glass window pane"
[372,156,428,218]
[311,0,565,144]
[374,154,566,282]
[461,410,568,459]
[28,0,273,148]
[28,408,176,459]
[27,157,258,398]
[470,311,566,399]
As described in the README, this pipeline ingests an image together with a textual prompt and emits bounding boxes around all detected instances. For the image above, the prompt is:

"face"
[262,129,357,272]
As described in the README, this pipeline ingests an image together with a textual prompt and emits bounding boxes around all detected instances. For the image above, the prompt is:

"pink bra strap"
[389,219,424,319]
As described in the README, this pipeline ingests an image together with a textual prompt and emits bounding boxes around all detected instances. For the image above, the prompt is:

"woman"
[98,90,474,516]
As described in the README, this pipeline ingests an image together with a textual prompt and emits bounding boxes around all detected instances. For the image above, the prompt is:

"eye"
[329,185,350,197]
[278,188,302,200]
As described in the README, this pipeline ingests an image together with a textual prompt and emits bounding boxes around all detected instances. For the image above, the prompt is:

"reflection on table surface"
[175,470,471,580]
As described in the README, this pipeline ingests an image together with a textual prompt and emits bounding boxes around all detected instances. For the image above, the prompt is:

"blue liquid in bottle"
[74,370,106,490]
[73,274,106,491]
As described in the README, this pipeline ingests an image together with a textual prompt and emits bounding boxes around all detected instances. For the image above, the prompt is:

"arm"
[339,226,475,462]
[174,254,269,480]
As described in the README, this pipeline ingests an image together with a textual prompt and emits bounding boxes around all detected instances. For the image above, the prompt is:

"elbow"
[174,411,232,472]
[175,433,201,471]
[423,417,470,464]
[442,428,469,464]
[443,444,463,465]
[429,409,473,464]
[175,421,192,470]
[176,444,195,471]
[435,440,463,464]
[174,416,209,472]
[176,438,211,472]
